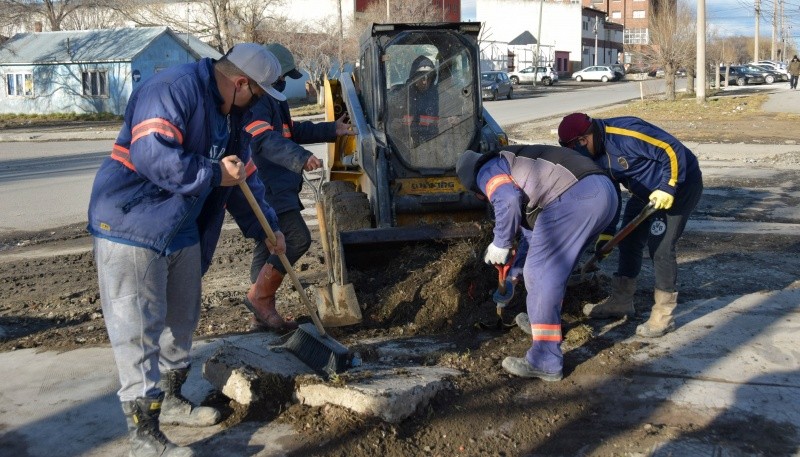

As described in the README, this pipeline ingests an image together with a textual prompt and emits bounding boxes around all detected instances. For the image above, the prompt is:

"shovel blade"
[316,283,362,327]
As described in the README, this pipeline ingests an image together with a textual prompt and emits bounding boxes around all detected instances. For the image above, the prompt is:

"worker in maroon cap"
[557,113,703,337]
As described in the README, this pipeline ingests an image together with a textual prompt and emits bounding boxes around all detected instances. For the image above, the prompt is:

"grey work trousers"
[94,238,202,402]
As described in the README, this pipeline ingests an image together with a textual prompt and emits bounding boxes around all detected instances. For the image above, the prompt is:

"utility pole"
[754,0,760,61]
[533,0,544,86]
[772,0,777,60]
[386,0,390,21]
[780,0,786,62]
[594,16,599,66]
[697,0,706,103]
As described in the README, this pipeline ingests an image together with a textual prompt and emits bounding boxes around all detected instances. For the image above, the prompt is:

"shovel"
[567,201,657,287]
[303,172,362,327]
[238,181,349,375]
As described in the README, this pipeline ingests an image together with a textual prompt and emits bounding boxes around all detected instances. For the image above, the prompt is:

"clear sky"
[460,0,800,42]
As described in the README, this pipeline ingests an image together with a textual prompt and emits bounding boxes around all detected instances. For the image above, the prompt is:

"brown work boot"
[636,289,677,338]
[243,263,298,332]
[583,275,636,319]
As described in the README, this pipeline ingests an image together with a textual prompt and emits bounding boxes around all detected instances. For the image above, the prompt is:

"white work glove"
[484,243,510,265]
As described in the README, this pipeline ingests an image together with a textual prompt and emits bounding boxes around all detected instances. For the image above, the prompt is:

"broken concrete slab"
[295,365,460,423]
[202,333,314,405]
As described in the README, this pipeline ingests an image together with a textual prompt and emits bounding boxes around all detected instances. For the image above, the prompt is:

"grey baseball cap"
[225,43,286,101]
[265,43,303,79]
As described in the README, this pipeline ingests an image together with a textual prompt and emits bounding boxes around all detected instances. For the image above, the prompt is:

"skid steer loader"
[315,22,508,326]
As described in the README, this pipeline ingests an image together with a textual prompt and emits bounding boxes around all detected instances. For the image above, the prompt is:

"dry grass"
[508,92,800,145]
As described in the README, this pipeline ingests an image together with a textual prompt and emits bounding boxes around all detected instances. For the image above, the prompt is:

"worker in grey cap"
[242,42,356,332]
[88,43,286,457]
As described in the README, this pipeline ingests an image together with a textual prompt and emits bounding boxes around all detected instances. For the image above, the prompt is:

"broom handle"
[238,182,327,336]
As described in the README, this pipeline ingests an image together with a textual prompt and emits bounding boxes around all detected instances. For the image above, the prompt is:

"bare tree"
[639,0,696,100]
[113,0,287,52]
[1,0,104,31]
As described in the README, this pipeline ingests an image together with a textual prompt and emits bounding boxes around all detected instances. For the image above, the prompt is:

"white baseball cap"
[225,43,286,101]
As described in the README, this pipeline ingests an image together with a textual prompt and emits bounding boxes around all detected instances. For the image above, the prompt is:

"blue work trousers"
[523,175,618,373]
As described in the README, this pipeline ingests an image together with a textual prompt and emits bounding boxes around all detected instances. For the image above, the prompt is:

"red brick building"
[354,0,461,22]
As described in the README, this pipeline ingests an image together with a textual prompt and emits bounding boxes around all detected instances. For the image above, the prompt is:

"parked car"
[571,66,617,82]
[719,65,767,86]
[609,64,626,80]
[481,71,513,100]
[745,64,782,84]
[751,61,789,81]
[508,66,559,86]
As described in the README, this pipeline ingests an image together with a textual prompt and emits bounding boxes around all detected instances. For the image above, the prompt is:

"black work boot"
[158,367,221,427]
[122,395,194,457]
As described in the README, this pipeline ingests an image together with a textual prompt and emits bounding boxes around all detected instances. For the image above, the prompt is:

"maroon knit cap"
[558,113,593,146]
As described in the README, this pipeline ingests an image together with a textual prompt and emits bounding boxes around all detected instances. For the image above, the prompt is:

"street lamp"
[594,16,599,66]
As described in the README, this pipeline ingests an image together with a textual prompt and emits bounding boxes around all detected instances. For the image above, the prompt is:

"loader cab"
[359,23,482,174]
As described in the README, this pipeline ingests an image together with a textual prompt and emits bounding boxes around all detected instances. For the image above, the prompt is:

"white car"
[572,66,617,82]
[508,66,559,86]
[751,61,789,81]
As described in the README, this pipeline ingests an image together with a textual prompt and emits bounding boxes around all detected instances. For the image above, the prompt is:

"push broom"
[239,182,350,376]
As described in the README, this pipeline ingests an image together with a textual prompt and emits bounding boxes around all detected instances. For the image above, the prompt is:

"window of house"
[632,10,646,18]
[6,72,34,97]
[82,70,108,97]
[611,11,622,19]
[624,28,650,45]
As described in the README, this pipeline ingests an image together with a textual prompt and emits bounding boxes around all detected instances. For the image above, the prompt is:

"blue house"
[0,27,221,115]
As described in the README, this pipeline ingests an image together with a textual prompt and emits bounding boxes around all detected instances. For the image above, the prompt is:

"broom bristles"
[283,323,350,375]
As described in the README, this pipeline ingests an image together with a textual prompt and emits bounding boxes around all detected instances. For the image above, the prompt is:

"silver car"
[572,66,617,82]
[509,66,559,86]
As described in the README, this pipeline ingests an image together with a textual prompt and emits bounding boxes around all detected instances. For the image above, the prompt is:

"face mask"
[272,79,287,93]
[573,143,592,158]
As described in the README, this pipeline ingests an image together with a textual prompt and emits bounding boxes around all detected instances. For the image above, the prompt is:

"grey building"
[0,26,221,115]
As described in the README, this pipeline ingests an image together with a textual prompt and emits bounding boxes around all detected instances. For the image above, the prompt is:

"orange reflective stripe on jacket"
[485,175,514,200]
[245,120,274,137]
[131,118,183,145]
[418,115,438,126]
[531,324,562,342]
[244,158,257,177]
[282,123,292,139]
[110,144,136,172]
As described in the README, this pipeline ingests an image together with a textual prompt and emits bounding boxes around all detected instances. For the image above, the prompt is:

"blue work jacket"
[87,58,279,273]
[245,95,336,214]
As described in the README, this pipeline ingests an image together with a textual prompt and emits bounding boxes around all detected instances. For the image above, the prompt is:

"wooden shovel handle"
[238,182,327,336]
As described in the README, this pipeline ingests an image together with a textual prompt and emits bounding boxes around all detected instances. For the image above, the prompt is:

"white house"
[475,0,622,75]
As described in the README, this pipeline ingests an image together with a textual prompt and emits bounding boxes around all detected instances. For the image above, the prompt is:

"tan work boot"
[583,276,636,319]
[636,289,677,338]
[243,263,298,332]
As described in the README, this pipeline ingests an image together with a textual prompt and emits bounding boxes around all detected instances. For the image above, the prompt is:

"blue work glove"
[484,243,510,265]
[492,279,515,307]
[594,233,613,259]
[649,189,674,210]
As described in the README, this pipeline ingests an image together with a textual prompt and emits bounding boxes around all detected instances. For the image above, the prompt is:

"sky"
[460,0,800,41]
